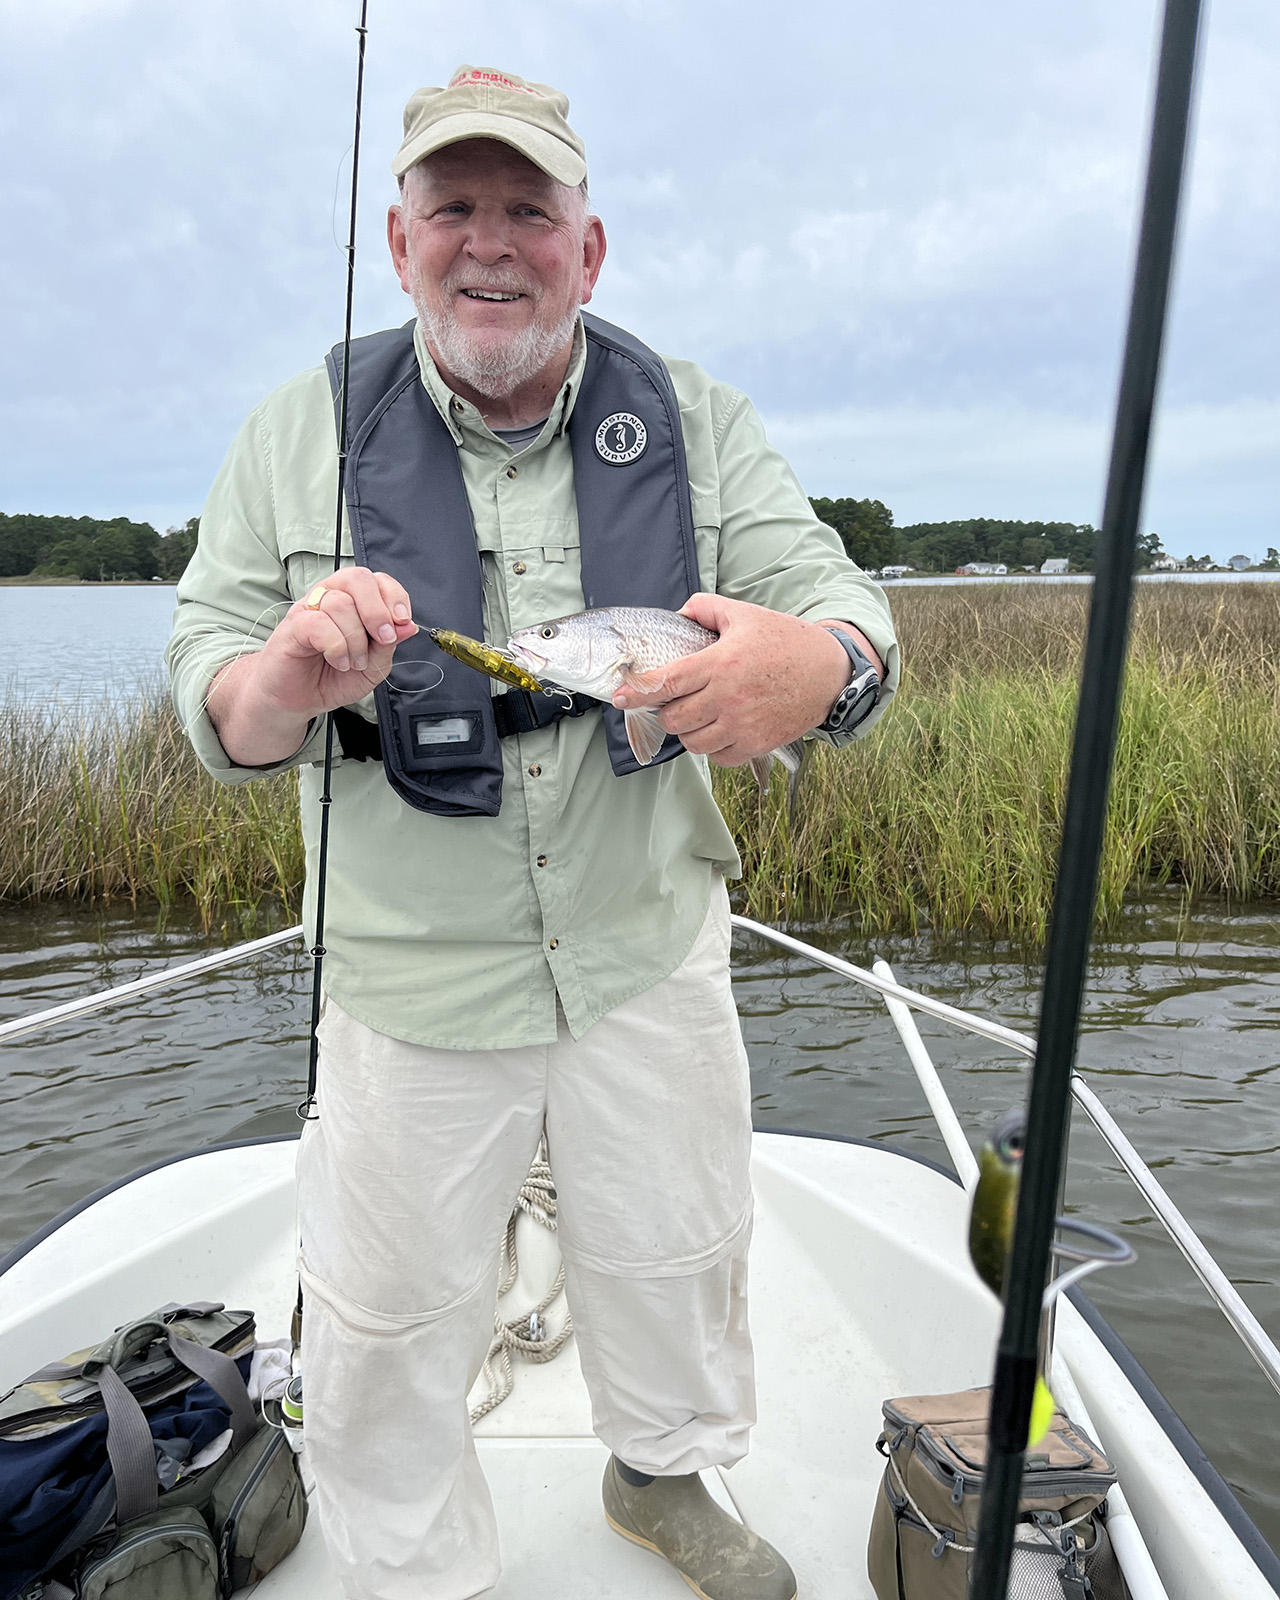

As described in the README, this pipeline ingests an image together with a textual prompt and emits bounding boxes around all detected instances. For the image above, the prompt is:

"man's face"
[388,140,606,398]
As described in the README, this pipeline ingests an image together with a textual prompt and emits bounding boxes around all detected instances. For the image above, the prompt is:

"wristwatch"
[817,627,881,736]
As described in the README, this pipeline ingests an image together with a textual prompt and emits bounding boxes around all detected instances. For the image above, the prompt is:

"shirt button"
[548,937,559,951]
[512,561,527,575]
[528,763,542,777]
[536,854,547,867]
[506,466,518,479]
[451,398,463,413]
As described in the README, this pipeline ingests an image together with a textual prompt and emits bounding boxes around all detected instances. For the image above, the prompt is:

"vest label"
[594,412,648,465]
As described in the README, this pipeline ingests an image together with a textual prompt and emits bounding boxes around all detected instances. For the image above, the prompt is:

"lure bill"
[427,629,548,695]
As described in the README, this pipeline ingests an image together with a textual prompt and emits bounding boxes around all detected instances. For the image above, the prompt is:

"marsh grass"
[1,582,1276,939]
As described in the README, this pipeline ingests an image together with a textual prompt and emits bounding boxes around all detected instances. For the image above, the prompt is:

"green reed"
[1,583,1276,938]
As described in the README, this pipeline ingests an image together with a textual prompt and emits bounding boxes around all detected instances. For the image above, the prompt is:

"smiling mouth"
[460,288,523,301]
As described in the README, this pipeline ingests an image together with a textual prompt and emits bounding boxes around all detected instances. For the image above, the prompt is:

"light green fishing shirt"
[167,319,899,1049]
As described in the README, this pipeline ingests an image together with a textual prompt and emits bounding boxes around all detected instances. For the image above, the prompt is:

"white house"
[956,562,1008,576]
[1227,554,1252,572]
[1040,558,1069,575]
[879,564,915,579]
[1151,555,1185,571]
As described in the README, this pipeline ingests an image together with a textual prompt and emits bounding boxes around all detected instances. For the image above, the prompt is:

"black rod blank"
[969,1,1203,1593]
[299,0,370,1121]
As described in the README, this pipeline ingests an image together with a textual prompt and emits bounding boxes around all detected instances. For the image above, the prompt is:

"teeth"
[463,289,520,301]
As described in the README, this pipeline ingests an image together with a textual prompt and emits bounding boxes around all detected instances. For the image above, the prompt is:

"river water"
[1,584,1278,1552]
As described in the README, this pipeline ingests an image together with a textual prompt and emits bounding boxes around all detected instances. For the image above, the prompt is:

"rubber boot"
[602,1456,798,1600]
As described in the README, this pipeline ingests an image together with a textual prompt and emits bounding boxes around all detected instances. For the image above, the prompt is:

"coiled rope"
[469,1146,574,1424]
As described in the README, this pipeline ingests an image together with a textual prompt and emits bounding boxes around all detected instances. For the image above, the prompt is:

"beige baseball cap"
[392,65,587,187]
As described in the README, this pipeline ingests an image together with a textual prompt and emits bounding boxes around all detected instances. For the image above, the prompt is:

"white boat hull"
[1,1132,1273,1599]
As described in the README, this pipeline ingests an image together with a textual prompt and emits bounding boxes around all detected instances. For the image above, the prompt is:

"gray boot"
[602,1456,798,1600]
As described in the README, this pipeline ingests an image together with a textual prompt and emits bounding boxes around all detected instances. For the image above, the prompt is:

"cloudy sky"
[2,0,1276,560]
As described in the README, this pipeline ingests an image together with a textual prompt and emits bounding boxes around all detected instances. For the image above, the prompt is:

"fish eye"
[539,625,557,640]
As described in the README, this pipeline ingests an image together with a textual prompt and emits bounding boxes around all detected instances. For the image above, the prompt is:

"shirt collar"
[412,316,587,453]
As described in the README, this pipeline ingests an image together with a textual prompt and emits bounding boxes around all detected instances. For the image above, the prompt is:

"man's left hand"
[611,593,882,768]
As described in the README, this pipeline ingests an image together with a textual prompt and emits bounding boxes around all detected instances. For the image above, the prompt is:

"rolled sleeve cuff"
[796,587,900,744]
[170,642,330,783]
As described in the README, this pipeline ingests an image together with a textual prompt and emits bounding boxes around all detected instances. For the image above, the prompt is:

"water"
[0,584,176,704]
[1,896,1277,1550]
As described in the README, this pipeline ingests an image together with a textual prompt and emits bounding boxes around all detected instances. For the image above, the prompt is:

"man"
[168,65,898,1600]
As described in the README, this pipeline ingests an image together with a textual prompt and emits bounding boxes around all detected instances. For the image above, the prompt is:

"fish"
[505,605,805,784]
[968,1106,1056,1447]
[427,628,549,695]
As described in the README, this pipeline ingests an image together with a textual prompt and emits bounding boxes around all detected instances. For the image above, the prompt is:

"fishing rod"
[298,0,370,1123]
[969,1,1204,1594]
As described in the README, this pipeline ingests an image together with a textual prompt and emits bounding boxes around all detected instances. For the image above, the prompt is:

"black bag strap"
[333,691,599,761]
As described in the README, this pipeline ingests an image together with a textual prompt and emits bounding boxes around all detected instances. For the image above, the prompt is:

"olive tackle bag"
[0,1303,305,1600]
[866,1387,1131,1600]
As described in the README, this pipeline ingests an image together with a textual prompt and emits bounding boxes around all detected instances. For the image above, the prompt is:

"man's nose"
[462,209,517,264]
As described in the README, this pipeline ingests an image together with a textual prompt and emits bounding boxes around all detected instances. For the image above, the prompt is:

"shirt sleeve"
[165,403,329,783]
[709,387,900,740]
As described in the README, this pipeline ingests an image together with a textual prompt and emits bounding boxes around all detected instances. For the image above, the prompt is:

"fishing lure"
[428,628,549,695]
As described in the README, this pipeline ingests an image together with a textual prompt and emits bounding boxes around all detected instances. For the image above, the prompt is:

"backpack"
[866,1386,1131,1600]
[0,1302,305,1599]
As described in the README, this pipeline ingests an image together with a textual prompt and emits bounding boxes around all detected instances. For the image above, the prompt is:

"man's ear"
[580,216,607,306]
[387,205,412,295]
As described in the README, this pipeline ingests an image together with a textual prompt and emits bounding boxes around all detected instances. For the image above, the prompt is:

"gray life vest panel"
[325,313,700,818]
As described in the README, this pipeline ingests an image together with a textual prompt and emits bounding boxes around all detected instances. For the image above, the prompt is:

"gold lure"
[428,628,548,695]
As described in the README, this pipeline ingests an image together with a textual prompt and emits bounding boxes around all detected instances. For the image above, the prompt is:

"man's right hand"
[206,567,417,768]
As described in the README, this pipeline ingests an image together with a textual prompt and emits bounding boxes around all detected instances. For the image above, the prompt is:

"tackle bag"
[0,1302,305,1600]
[867,1386,1131,1600]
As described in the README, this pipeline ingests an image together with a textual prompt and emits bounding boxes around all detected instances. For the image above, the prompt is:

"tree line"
[0,513,199,582]
[806,498,1147,574]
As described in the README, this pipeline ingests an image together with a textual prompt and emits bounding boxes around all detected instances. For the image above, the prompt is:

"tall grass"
[1,583,1276,939]
[0,693,301,928]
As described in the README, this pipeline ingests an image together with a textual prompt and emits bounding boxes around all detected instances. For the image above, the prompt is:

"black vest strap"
[327,314,699,817]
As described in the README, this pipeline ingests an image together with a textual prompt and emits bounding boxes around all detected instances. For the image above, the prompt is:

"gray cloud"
[0,0,1276,558]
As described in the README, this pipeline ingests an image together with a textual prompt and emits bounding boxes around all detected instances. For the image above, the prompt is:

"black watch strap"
[817,627,881,735]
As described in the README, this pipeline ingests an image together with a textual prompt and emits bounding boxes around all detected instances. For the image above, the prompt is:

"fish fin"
[771,738,805,775]
[748,753,773,789]
[1028,1376,1056,1446]
[624,707,668,765]
[619,664,668,697]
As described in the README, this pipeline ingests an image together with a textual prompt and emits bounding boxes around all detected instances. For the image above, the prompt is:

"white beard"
[408,262,578,399]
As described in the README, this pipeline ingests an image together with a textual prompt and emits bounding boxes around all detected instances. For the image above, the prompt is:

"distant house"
[1151,555,1185,571]
[1040,558,1069,575]
[1227,554,1252,572]
[956,562,1008,576]
[880,564,915,579]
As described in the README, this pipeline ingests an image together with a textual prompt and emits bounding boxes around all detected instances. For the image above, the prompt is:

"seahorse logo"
[594,412,648,466]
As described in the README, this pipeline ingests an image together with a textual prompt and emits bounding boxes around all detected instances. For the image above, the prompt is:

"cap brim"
[392,111,586,186]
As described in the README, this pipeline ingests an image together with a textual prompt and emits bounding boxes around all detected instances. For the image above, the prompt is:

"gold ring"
[304,586,328,610]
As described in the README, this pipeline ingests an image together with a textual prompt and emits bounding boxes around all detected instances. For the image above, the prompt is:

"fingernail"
[355,655,368,671]
[336,656,350,673]
[378,625,396,643]
[393,604,410,620]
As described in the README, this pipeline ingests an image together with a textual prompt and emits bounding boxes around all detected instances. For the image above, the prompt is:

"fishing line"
[970,1,1204,1593]
[298,0,369,1123]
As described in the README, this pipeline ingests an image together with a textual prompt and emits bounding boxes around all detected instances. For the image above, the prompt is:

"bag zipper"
[79,1511,217,1580]
[217,1430,287,1596]
[1,1318,255,1438]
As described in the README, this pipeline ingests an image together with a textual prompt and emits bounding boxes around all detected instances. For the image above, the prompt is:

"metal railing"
[731,914,1280,1403]
[2,913,1276,1401]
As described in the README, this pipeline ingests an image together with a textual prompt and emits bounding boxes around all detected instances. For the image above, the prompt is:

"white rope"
[469,1146,574,1424]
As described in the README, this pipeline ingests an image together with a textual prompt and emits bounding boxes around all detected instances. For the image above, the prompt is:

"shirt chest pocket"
[278,527,354,602]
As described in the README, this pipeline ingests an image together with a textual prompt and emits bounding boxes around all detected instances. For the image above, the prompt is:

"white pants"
[296,886,755,1600]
